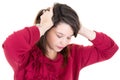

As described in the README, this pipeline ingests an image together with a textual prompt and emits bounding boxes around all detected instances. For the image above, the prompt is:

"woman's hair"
[35,3,81,66]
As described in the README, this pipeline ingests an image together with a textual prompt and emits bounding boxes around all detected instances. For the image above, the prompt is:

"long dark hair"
[34,3,81,65]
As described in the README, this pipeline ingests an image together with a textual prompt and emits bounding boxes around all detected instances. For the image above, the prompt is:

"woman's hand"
[38,7,53,36]
[78,26,96,40]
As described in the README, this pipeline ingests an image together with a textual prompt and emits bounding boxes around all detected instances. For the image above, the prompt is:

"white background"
[0,0,120,80]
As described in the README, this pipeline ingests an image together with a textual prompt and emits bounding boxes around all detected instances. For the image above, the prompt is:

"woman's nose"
[60,39,69,46]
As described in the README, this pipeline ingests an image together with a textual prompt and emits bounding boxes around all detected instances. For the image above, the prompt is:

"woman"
[2,3,118,80]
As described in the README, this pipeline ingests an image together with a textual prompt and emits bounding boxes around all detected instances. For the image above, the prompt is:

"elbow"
[104,43,119,60]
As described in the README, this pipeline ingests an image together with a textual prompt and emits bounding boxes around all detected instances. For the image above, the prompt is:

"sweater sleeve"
[70,32,119,69]
[2,26,40,70]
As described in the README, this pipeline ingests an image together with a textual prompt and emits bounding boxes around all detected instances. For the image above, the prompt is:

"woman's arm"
[71,26,119,69]
[2,26,40,70]
[78,26,96,40]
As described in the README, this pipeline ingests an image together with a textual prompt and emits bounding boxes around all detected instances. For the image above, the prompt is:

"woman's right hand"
[39,7,53,36]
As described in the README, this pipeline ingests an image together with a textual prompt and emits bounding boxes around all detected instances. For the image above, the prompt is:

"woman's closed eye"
[56,34,63,38]
[56,34,72,40]
[67,37,72,40]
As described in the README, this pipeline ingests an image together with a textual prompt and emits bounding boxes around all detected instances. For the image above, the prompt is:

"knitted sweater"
[2,26,118,80]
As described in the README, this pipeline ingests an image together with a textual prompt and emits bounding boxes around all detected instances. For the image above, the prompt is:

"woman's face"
[46,22,73,53]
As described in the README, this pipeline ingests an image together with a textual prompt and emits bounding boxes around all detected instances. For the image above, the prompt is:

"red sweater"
[2,26,118,80]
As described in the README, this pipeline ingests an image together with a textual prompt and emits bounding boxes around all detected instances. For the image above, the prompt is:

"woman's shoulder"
[67,44,84,56]
[29,45,43,57]
[68,44,84,50]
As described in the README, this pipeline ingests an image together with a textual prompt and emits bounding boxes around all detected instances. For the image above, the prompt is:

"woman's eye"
[67,37,71,40]
[57,35,62,38]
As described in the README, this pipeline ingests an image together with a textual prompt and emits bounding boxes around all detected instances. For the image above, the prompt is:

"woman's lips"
[57,46,64,49]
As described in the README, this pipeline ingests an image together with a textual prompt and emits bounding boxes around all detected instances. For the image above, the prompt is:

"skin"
[45,22,73,59]
[37,7,96,60]
[39,7,53,36]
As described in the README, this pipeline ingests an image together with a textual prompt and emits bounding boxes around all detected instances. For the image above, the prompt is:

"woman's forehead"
[53,23,73,35]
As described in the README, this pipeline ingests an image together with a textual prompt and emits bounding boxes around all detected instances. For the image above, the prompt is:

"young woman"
[2,3,118,80]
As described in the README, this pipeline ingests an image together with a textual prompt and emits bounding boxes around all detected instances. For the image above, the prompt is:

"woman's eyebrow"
[56,32,73,37]
[56,32,64,35]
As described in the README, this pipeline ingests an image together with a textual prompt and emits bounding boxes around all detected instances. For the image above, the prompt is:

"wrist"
[78,27,96,40]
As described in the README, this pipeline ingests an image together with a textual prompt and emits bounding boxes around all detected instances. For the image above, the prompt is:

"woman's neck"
[45,51,57,60]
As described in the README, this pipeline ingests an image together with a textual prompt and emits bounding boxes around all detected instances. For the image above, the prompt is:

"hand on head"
[40,7,53,31]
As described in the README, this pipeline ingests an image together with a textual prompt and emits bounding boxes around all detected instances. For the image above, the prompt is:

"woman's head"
[46,22,73,53]
[52,3,80,37]
[34,3,80,37]
[35,3,81,65]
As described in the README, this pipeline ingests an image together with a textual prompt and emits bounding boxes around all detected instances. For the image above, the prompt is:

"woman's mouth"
[57,46,64,50]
